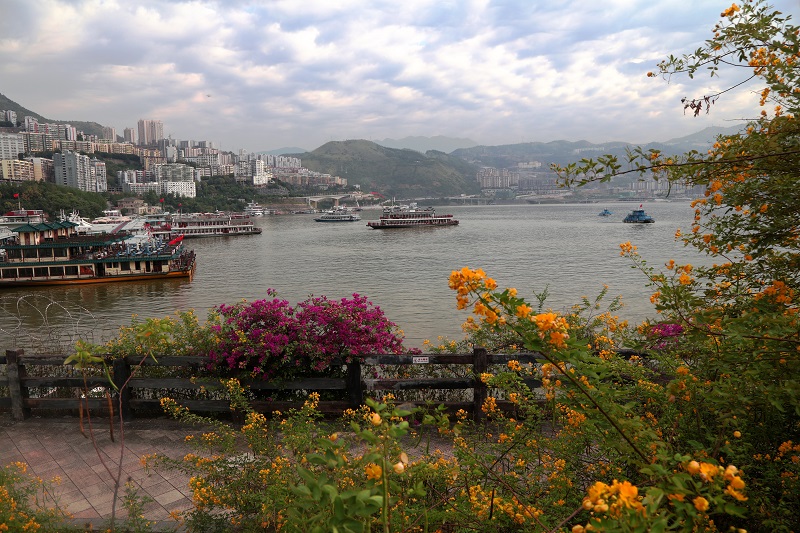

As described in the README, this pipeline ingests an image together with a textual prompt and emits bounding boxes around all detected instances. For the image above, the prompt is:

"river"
[1,202,704,351]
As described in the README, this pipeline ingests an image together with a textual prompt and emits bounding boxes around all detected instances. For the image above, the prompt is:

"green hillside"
[0,92,108,139]
[296,140,481,197]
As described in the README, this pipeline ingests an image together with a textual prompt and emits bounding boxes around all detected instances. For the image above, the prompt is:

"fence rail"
[1,348,548,421]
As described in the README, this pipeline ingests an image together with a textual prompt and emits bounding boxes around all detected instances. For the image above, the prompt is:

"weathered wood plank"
[364,378,473,391]
[7,350,29,420]
[20,377,108,388]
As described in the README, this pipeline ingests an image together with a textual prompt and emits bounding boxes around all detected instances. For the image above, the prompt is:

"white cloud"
[0,0,795,151]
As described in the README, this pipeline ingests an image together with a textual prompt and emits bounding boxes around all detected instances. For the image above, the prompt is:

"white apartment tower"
[123,127,136,144]
[89,158,108,193]
[53,150,93,191]
[0,132,25,160]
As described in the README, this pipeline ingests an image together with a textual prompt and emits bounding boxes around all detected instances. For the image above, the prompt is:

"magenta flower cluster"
[206,291,409,380]
[650,323,684,338]
[649,322,685,350]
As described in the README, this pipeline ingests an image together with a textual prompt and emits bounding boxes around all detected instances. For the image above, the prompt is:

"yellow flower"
[693,496,710,512]
[365,463,382,481]
[725,485,748,501]
[515,304,533,318]
[733,430,742,438]
[393,462,405,474]
[370,413,382,426]
[699,462,720,481]
[616,481,639,506]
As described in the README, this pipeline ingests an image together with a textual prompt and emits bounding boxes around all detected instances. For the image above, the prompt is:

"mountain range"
[0,92,107,139]
[1,91,743,196]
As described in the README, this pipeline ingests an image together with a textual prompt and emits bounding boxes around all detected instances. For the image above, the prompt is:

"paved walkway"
[0,415,197,531]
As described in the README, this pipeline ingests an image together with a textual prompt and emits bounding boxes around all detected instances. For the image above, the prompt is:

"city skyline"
[2,0,795,153]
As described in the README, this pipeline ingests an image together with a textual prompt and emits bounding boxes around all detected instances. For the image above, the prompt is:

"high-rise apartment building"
[89,158,108,193]
[123,127,136,144]
[53,150,94,191]
[101,126,117,141]
[0,132,25,160]
[137,119,164,146]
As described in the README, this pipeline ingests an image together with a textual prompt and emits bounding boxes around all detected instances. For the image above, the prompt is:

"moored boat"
[244,201,265,217]
[0,220,196,287]
[623,206,655,224]
[168,211,262,238]
[366,205,459,229]
[0,208,46,229]
[314,206,361,222]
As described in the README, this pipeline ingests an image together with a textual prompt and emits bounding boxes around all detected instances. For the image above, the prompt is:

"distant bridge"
[302,194,354,209]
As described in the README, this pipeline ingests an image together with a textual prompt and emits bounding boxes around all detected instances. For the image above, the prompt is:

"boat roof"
[11,221,79,233]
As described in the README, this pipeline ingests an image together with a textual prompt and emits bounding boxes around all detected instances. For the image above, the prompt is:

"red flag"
[159,198,164,203]
[13,193,19,198]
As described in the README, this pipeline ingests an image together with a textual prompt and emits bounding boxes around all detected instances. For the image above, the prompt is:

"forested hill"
[293,140,481,198]
[0,92,107,139]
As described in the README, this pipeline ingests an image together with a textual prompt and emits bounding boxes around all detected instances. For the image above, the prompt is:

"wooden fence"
[1,348,547,422]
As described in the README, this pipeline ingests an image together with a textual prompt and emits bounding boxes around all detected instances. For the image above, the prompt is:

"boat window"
[34,267,48,277]
[49,267,64,277]
[1,269,17,279]
[65,266,78,276]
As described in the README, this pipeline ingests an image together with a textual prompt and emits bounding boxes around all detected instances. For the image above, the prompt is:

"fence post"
[346,360,364,409]
[473,346,488,421]
[6,349,29,421]
[113,358,132,421]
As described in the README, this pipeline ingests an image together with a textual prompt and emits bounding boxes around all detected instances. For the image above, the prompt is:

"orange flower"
[693,496,710,512]
[365,463,382,481]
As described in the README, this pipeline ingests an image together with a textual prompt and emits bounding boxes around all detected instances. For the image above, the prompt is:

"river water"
[1,202,704,351]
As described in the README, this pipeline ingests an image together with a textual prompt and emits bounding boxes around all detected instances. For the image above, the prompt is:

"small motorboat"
[623,206,655,224]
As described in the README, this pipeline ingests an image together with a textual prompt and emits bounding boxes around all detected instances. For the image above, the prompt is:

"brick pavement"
[0,415,197,531]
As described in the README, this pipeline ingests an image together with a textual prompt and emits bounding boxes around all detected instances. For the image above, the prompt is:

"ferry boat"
[0,220,196,287]
[167,211,262,238]
[0,208,47,229]
[623,206,655,224]
[90,209,131,225]
[314,206,361,222]
[598,208,613,217]
[366,205,459,229]
[244,201,265,217]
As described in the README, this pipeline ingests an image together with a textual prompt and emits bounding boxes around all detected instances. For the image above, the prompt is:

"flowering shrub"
[206,291,409,380]
[0,461,71,532]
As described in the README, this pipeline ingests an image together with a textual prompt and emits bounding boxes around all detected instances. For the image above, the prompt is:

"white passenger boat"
[366,205,459,229]
[0,208,47,229]
[314,206,361,222]
[168,211,262,238]
[244,201,265,217]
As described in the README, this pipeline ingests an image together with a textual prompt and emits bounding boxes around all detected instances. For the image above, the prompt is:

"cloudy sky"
[1,0,796,153]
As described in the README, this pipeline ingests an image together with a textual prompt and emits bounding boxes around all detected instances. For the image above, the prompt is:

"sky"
[1,0,797,153]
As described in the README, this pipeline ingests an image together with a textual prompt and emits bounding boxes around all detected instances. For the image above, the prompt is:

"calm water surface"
[1,202,704,350]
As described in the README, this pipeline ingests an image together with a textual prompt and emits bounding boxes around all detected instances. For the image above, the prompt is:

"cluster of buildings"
[477,160,701,200]
[0,111,347,198]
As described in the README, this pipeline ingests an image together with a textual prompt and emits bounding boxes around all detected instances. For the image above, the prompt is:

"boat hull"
[0,268,194,288]
[366,221,459,229]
